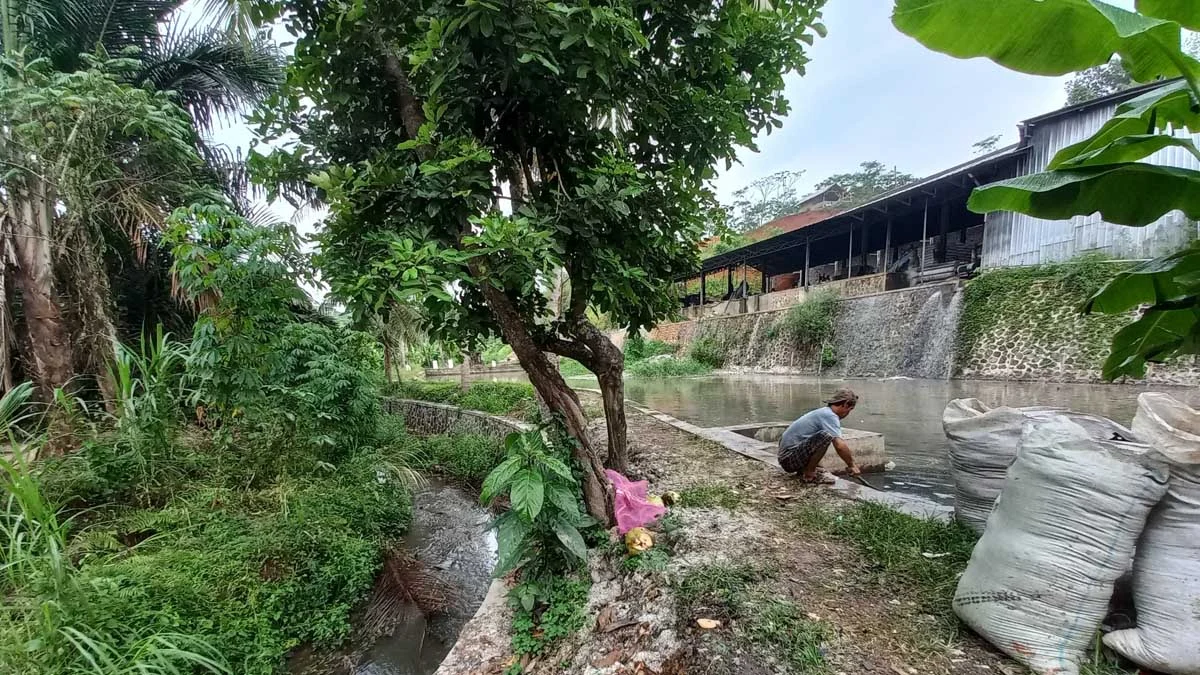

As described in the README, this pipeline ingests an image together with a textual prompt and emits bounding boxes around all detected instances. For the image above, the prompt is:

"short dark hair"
[825,388,859,407]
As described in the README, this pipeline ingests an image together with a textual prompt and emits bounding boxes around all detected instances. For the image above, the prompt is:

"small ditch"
[291,478,497,675]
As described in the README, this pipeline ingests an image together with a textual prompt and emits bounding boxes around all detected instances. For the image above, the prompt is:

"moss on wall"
[955,257,1136,381]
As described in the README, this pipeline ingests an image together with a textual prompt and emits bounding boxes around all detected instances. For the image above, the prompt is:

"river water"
[620,374,1200,503]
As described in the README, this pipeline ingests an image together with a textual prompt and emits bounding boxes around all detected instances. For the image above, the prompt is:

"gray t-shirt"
[780,406,842,449]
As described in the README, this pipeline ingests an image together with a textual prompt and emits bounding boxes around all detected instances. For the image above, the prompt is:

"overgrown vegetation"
[626,357,713,378]
[385,380,537,419]
[678,483,742,510]
[481,428,595,670]
[624,333,677,362]
[794,501,978,633]
[956,256,1131,371]
[408,433,507,485]
[768,290,839,348]
[0,210,421,674]
[687,334,731,369]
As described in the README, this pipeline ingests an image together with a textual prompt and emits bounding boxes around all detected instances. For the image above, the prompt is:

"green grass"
[509,575,590,659]
[678,483,741,510]
[623,547,670,573]
[676,563,762,619]
[557,358,590,377]
[794,501,977,630]
[676,564,828,673]
[408,433,507,484]
[746,598,829,673]
[384,380,536,418]
[625,356,712,378]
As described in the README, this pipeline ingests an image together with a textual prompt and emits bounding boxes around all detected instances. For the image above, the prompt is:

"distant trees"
[1065,58,1135,104]
[725,170,806,232]
[815,161,917,208]
[972,134,1003,155]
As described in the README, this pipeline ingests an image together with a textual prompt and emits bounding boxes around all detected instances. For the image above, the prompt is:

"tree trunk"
[7,180,73,402]
[472,270,613,525]
[59,227,120,411]
[569,319,631,474]
[383,340,394,383]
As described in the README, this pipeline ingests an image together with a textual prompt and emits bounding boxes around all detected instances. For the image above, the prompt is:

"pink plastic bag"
[605,470,666,534]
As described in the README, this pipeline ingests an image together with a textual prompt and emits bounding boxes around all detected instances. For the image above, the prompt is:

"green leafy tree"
[814,160,916,208]
[894,0,1200,379]
[0,0,280,409]
[726,170,807,232]
[1065,57,1136,104]
[255,0,827,521]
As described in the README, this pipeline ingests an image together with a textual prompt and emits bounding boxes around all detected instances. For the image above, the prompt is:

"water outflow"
[914,288,964,380]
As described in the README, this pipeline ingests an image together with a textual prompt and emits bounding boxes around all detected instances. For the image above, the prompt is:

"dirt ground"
[533,396,1016,675]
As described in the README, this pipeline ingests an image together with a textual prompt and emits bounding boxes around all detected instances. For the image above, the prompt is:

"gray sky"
[712,0,1070,201]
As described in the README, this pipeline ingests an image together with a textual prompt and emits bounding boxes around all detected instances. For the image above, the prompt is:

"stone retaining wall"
[383,398,530,438]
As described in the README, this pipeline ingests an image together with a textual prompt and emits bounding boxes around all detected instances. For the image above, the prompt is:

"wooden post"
[726,266,733,298]
[846,223,854,278]
[761,268,768,294]
[938,202,951,263]
[804,239,811,288]
[861,220,869,271]
[883,218,892,271]
[699,271,706,306]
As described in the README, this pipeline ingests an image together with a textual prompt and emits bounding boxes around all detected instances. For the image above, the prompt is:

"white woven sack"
[1105,393,1200,674]
[943,399,1067,533]
[953,415,1167,675]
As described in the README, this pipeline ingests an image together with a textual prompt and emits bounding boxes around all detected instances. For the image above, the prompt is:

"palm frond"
[12,0,183,70]
[192,0,260,40]
[136,25,282,132]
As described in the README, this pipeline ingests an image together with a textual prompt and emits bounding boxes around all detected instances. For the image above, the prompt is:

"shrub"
[385,380,535,418]
[410,433,507,484]
[770,290,838,348]
[678,483,741,509]
[625,333,677,363]
[625,356,712,378]
[687,335,728,368]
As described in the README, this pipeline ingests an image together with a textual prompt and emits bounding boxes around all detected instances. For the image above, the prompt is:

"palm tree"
[0,0,281,408]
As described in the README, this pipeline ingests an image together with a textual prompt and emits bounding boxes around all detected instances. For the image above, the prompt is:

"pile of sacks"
[942,393,1199,675]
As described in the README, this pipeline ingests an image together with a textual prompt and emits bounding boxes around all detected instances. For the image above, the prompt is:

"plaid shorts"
[778,432,834,474]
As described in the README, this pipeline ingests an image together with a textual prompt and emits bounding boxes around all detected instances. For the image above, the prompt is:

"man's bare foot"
[801,470,836,485]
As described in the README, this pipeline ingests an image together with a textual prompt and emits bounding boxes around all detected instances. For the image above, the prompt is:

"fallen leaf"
[592,650,624,668]
[696,618,721,629]
[596,605,615,631]
[921,551,950,559]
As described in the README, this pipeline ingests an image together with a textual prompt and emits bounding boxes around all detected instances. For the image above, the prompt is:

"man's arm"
[832,437,860,475]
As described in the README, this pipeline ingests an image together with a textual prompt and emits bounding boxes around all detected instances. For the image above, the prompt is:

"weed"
[385,380,537,418]
[510,575,590,658]
[746,598,829,673]
[687,335,728,368]
[678,483,741,510]
[623,547,670,573]
[795,501,977,631]
[410,433,507,484]
[625,356,713,378]
[767,290,838,349]
[625,333,677,362]
[676,563,761,619]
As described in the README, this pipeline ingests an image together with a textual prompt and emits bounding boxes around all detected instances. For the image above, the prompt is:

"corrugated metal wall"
[982,100,1200,268]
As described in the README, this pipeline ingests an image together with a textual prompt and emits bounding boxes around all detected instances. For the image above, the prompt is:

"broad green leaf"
[480,456,522,504]
[1085,244,1200,314]
[1049,81,1200,168]
[968,163,1200,226]
[552,517,589,562]
[492,511,531,575]
[546,482,581,516]
[1137,0,1200,30]
[539,455,574,483]
[1102,307,1198,379]
[892,0,1193,83]
[510,468,545,520]
[1054,134,1200,169]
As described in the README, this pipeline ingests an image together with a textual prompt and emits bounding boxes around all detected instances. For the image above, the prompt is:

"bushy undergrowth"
[624,333,676,362]
[0,212,423,675]
[687,334,729,368]
[409,433,506,484]
[625,356,712,378]
[767,289,838,348]
[558,358,590,377]
[385,380,536,419]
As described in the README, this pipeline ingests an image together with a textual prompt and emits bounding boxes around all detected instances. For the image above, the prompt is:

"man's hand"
[848,464,862,477]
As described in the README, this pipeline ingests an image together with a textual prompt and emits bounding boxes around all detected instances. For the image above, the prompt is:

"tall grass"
[625,356,712,378]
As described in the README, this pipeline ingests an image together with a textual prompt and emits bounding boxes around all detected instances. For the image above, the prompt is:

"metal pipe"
[847,223,854,278]
[883,218,892,271]
[804,239,811,288]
